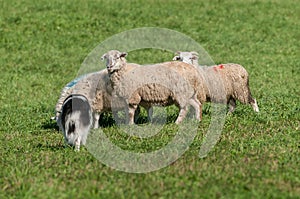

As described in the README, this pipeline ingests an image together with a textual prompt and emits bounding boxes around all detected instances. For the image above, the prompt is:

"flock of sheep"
[55,50,259,151]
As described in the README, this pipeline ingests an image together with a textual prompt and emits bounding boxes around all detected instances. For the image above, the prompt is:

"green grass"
[1,0,299,198]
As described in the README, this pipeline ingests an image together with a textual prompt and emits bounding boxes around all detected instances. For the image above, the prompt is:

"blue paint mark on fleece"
[65,75,86,89]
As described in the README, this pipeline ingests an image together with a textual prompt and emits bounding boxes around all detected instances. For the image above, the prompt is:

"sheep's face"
[101,50,127,73]
[173,51,199,66]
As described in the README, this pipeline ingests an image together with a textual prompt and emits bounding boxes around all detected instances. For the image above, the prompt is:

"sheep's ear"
[190,51,199,60]
[191,51,199,56]
[120,52,127,58]
[101,53,107,61]
[174,51,181,55]
[191,55,198,60]
[173,56,180,61]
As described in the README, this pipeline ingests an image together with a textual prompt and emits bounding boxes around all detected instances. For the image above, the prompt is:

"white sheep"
[92,65,154,126]
[55,71,106,151]
[56,69,150,151]
[173,51,259,113]
[55,68,153,129]
[101,50,205,124]
[52,75,85,121]
[55,70,104,129]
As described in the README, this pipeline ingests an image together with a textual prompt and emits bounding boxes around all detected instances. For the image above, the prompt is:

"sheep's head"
[172,51,199,66]
[101,50,127,73]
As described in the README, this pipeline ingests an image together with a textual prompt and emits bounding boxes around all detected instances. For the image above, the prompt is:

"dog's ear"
[101,53,107,61]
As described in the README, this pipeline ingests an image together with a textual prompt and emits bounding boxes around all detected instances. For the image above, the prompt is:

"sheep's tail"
[246,78,259,112]
[237,71,259,113]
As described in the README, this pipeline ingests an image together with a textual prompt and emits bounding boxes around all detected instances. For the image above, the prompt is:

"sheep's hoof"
[175,120,181,125]
[226,112,233,116]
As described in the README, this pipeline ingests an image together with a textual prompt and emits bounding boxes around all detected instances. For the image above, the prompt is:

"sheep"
[55,67,153,129]
[92,64,154,126]
[54,70,105,129]
[57,94,93,151]
[56,68,152,151]
[55,71,108,151]
[173,51,259,113]
[101,50,205,124]
[53,73,88,121]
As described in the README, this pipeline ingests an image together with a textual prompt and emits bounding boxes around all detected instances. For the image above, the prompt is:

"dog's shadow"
[34,141,67,151]
[41,119,59,131]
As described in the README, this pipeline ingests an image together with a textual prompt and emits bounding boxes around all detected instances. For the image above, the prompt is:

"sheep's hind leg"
[175,106,188,124]
[250,98,259,112]
[189,98,202,121]
[228,98,236,113]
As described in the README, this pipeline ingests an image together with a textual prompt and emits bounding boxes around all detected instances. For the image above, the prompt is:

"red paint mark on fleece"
[213,64,224,72]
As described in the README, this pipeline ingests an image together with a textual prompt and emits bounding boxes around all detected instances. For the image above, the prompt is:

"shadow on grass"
[98,111,203,127]
[34,142,69,151]
[41,119,59,131]
[98,112,159,127]
[41,109,203,131]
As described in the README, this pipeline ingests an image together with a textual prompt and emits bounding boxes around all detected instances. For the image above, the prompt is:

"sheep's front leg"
[128,104,138,125]
[93,112,100,129]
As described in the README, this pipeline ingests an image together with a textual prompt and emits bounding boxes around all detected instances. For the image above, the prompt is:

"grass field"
[1,0,299,198]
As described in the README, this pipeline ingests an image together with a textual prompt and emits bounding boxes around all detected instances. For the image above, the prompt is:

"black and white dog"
[57,94,93,151]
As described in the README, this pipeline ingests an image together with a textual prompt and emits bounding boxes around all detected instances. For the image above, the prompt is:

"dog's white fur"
[58,94,93,151]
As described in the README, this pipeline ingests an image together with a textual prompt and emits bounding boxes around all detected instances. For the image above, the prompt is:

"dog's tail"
[60,94,93,148]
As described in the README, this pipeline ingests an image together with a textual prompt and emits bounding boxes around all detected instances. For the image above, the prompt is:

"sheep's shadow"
[98,112,116,128]
[98,112,152,128]
[42,110,192,130]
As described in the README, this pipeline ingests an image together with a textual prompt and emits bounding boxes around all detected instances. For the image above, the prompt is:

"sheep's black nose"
[107,66,113,73]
